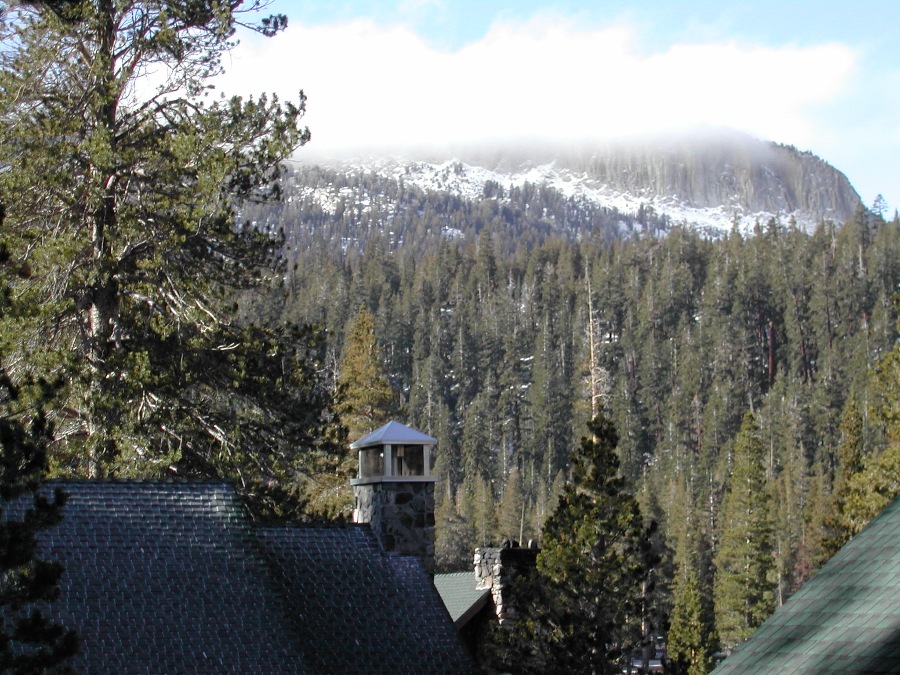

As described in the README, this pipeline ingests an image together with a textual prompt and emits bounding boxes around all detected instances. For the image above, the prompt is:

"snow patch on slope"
[309,156,820,237]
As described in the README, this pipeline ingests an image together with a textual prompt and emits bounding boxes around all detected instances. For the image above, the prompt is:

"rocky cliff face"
[574,133,860,222]
[298,129,863,237]
[438,129,862,229]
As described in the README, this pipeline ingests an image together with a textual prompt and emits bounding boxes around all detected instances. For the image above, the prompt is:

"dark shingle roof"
[433,571,490,628]
[14,481,472,674]
[714,496,900,674]
[257,526,473,673]
[27,481,306,674]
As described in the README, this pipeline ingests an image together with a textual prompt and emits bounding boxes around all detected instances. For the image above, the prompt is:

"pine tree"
[798,464,830,579]
[0,209,77,671]
[490,414,653,674]
[713,413,775,651]
[667,571,717,675]
[0,378,78,672]
[303,305,396,518]
[0,1,337,519]
[336,306,396,441]
[434,483,473,572]
[822,393,865,555]
[498,464,525,544]
[473,475,498,547]
[839,293,900,533]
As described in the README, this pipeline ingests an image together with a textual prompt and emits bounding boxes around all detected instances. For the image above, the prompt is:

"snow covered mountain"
[298,130,862,237]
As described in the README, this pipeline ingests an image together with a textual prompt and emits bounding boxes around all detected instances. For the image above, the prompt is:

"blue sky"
[222,1,900,210]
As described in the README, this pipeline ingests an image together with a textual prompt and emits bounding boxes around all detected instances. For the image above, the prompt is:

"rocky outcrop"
[577,132,860,222]
[450,129,862,225]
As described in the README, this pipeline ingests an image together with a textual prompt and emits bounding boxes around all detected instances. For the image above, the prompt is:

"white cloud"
[216,16,857,157]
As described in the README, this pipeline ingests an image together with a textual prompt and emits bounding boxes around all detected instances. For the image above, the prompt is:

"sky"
[217,1,900,211]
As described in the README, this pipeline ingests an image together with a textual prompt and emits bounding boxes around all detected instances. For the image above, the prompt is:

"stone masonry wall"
[354,481,435,573]
[474,546,539,624]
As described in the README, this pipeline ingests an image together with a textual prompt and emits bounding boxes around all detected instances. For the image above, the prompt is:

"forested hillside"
[6,0,893,669]
[242,166,899,613]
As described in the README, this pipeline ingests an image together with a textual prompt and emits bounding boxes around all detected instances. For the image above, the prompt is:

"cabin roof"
[434,571,491,629]
[10,481,472,674]
[714,496,900,674]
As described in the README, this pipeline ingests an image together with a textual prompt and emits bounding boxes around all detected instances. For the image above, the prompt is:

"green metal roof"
[434,571,490,628]
[714,496,900,674]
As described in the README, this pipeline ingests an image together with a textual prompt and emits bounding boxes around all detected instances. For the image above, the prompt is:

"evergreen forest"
[242,165,900,654]
[1,1,898,668]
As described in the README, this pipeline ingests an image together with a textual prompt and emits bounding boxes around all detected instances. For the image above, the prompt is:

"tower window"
[359,448,384,478]
[393,445,424,476]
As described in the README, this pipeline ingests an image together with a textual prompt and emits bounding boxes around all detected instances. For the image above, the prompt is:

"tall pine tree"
[840,293,900,533]
[667,570,717,675]
[336,305,396,441]
[0,206,77,671]
[490,414,653,674]
[0,1,338,519]
[0,376,78,672]
[821,392,865,556]
[713,413,775,651]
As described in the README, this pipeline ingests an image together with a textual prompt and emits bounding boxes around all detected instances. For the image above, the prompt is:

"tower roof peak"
[350,421,437,449]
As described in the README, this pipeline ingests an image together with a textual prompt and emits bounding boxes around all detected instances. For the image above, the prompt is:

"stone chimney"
[350,421,437,574]
[474,542,539,624]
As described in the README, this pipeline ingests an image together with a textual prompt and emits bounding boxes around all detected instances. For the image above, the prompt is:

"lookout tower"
[350,421,437,573]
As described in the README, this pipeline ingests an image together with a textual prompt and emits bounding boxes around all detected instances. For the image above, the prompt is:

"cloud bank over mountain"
[215,11,895,209]
[222,18,854,149]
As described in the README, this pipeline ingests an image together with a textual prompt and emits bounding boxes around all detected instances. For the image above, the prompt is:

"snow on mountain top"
[313,156,819,236]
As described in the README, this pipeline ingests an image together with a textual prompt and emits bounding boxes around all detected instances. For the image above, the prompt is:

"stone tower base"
[353,480,435,573]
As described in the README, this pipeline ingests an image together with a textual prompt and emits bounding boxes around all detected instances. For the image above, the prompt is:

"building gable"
[10,481,471,674]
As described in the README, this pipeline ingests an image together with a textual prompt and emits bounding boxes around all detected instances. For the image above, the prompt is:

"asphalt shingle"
[20,481,305,673]
[7,481,472,674]
[257,526,473,673]
[714,496,900,674]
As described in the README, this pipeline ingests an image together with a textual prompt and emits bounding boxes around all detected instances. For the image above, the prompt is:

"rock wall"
[581,136,861,221]
[354,481,435,573]
[474,546,539,624]
[458,130,863,224]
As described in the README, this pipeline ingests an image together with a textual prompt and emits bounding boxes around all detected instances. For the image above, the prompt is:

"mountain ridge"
[298,130,862,236]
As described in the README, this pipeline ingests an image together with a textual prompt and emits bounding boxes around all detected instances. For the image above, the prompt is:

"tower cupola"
[350,421,437,573]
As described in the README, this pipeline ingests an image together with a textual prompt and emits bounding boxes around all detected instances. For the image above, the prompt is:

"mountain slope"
[299,130,862,236]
